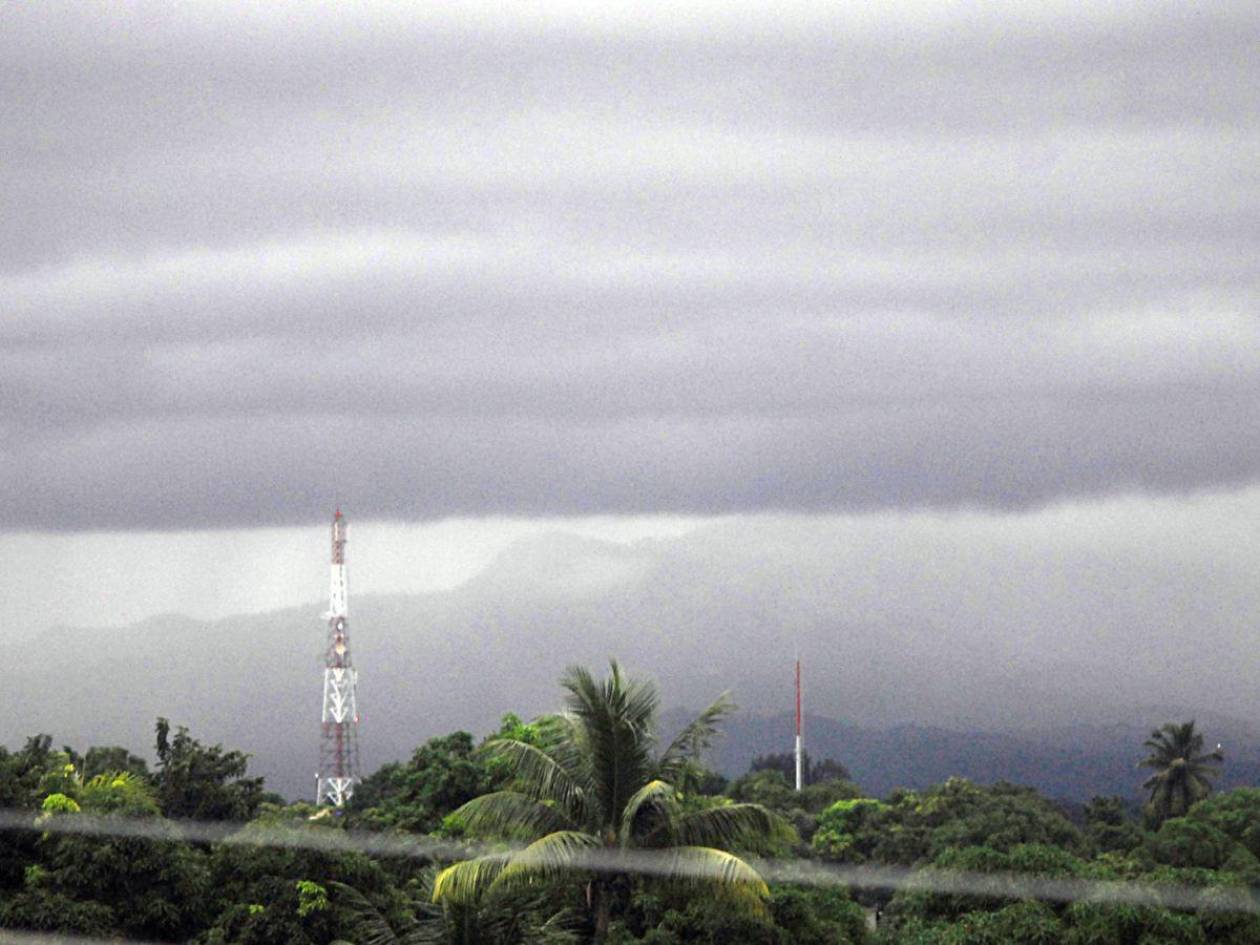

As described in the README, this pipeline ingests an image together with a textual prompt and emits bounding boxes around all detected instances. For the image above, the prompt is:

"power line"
[0,932,163,945]
[3,807,1256,917]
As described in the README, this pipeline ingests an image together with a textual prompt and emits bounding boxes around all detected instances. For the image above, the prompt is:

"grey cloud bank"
[2,3,1258,530]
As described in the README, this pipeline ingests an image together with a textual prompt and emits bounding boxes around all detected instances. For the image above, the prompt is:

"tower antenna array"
[316,510,361,806]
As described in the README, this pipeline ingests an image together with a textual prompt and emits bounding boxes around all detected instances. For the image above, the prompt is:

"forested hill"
[686,711,1260,804]
[11,527,1260,802]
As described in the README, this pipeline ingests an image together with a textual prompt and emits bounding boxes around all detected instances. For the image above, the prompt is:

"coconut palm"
[1139,721,1223,825]
[433,661,791,941]
[330,871,577,945]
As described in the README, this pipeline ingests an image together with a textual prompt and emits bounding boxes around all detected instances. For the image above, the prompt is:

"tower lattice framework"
[316,510,361,806]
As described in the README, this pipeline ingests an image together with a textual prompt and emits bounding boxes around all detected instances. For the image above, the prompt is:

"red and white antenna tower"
[794,657,804,792]
[316,510,361,807]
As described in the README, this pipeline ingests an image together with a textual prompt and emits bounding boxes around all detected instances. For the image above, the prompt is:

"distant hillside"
[9,525,1260,802]
[686,711,1260,803]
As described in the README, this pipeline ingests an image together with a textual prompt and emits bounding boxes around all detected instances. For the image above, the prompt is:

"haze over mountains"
[701,713,1260,803]
[12,508,1260,802]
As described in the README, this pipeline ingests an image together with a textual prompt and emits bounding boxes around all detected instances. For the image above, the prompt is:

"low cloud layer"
[3,3,1257,529]
[10,488,1260,798]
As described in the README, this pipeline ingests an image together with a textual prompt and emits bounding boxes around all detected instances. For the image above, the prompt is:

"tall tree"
[433,661,790,942]
[0,735,58,809]
[350,731,493,832]
[1139,721,1223,825]
[153,718,265,820]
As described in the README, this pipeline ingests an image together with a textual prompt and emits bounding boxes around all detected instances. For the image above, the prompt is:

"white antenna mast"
[794,655,804,792]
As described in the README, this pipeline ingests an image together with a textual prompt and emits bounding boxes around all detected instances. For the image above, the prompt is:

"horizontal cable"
[1,806,1256,920]
[0,932,158,945]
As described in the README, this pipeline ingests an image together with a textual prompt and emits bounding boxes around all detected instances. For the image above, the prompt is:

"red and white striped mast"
[794,657,804,791]
[316,510,361,807]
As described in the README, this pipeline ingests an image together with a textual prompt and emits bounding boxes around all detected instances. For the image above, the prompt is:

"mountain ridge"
[11,524,1259,802]
[685,710,1260,803]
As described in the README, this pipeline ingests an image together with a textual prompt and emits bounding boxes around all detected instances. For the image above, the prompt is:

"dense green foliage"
[1,681,1257,944]
[349,731,494,833]
[433,662,794,941]
[154,718,269,821]
[751,752,852,787]
[812,778,1088,866]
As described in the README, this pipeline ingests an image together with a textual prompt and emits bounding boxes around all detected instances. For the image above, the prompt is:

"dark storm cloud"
[2,3,1258,529]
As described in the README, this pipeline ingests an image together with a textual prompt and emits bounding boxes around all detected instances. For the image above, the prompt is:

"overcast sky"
[3,3,1258,647]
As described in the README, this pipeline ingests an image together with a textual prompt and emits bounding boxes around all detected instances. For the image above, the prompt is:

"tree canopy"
[154,717,267,821]
[2,690,1258,945]
[434,661,792,941]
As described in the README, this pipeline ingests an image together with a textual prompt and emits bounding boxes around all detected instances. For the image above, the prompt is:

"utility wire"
[2,807,1257,918]
[0,932,160,945]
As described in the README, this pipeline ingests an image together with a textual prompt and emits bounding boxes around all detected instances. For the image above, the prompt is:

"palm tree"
[1139,721,1223,825]
[330,871,578,945]
[433,661,791,941]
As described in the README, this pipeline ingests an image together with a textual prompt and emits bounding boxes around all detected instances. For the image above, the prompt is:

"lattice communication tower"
[316,510,361,806]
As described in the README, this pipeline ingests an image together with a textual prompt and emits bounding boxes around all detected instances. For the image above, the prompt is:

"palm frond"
[328,881,445,945]
[432,853,512,906]
[650,846,771,917]
[1142,722,1204,761]
[494,830,602,892]
[657,692,735,780]
[327,882,402,945]
[481,738,590,824]
[675,802,795,851]
[562,661,657,828]
[619,673,662,740]
[542,712,607,828]
[520,907,583,945]
[560,664,606,721]
[618,779,680,847]
[534,715,599,797]
[452,790,575,840]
